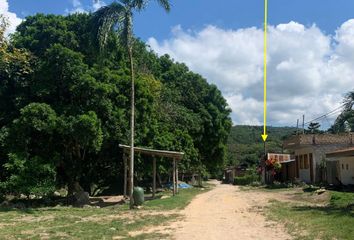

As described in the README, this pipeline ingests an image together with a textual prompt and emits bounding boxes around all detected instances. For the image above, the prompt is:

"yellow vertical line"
[263,0,268,136]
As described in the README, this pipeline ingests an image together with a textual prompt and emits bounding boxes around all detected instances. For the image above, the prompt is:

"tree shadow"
[291,204,354,218]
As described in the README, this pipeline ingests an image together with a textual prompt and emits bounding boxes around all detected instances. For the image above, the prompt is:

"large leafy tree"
[92,0,170,207]
[0,12,232,200]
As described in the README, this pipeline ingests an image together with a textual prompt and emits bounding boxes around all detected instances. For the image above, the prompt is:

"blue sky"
[3,0,354,128]
[7,0,354,41]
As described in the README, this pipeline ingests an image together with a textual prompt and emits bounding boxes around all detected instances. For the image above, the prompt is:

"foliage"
[267,191,354,240]
[234,174,258,186]
[306,122,321,134]
[233,169,259,186]
[1,103,58,196]
[227,125,297,167]
[0,12,231,197]
[330,91,354,133]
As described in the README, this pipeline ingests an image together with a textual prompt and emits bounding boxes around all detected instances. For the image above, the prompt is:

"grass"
[266,190,354,240]
[144,187,209,210]
[239,184,299,192]
[0,185,211,239]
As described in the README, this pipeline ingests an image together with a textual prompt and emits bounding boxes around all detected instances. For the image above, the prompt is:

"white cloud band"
[148,21,354,127]
[0,0,22,36]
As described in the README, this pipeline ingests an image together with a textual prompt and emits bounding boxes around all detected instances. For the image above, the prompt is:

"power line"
[304,104,346,125]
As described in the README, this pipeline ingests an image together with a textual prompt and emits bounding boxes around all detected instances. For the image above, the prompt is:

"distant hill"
[226,125,297,167]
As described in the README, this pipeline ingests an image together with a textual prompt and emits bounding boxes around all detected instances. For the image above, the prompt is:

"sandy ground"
[171,180,293,240]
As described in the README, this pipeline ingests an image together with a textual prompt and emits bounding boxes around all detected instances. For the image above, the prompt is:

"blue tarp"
[164,182,193,189]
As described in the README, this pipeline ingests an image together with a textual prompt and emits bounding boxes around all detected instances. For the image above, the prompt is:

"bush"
[234,174,258,186]
[266,181,294,189]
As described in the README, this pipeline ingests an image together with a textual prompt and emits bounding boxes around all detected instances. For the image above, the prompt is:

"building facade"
[283,134,354,183]
[326,147,354,185]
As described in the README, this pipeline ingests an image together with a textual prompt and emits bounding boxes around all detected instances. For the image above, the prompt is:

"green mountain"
[227,125,297,167]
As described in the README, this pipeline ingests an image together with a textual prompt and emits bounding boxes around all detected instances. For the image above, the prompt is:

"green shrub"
[266,181,294,189]
[233,174,258,186]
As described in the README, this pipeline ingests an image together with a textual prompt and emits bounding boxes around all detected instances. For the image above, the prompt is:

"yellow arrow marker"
[261,0,268,142]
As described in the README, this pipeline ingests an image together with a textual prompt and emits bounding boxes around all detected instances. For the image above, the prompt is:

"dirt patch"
[15,215,55,223]
[169,180,293,240]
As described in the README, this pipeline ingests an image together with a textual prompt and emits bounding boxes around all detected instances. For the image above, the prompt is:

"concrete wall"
[338,157,354,185]
[294,147,313,183]
[326,161,338,185]
[284,134,353,148]
[294,144,349,183]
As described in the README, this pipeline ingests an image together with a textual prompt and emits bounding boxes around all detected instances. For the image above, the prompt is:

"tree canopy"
[0,13,231,197]
[227,125,297,167]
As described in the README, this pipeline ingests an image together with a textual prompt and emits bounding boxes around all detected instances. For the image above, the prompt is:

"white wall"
[295,144,350,183]
[338,157,354,185]
[294,148,313,183]
[299,169,311,183]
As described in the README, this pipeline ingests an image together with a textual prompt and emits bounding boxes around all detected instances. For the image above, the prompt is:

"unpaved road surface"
[172,180,292,240]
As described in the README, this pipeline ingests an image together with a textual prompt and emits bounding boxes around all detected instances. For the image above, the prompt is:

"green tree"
[92,0,170,208]
[1,103,58,196]
[331,91,354,133]
[307,122,321,134]
[0,12,232,199]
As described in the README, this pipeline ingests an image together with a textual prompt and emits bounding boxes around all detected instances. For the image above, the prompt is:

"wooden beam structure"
[119,144,184,160]
[176,159,179,194]
[173,158,176,196]
[119,144,184,199]
[152,156,156,198]
[123,153,128,198]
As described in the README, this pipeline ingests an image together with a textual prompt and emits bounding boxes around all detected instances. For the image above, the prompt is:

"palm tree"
[344,91,354,111]
[332,91,354,133]
[92,0,170,209]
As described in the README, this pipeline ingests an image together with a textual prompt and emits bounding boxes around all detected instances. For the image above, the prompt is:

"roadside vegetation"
[0,185,212,239]
[0,5,231,202]
[266,188,354,240]
[232,175,354,240]
[227,126,296,167]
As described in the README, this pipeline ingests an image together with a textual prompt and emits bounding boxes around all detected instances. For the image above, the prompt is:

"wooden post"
[153,156,156,199]
[123,153,127,198]
[173,158,176,196]
[129,146,134,209]
[176,160,179,194]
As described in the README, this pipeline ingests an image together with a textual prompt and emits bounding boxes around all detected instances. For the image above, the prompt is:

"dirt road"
[172,180,292,240]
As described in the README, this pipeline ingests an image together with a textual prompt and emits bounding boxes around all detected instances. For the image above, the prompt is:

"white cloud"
[65,0,107,14]
[92,0,106,11]
[148,20,354,128]
[0,0,22,36]
[65,0,87,14]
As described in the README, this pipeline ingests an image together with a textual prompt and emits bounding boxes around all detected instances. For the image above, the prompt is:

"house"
[223,164,248,184]
[326,147,354,185]
[283,133,354,183]
[264,153,296,183]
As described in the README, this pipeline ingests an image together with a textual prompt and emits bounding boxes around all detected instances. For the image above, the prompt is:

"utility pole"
[296,119,299,135]
[302,115,305,134]
[129,45,135,210]
[263,141,267,184]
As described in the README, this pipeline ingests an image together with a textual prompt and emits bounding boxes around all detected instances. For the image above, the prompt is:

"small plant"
[234,171,258,186]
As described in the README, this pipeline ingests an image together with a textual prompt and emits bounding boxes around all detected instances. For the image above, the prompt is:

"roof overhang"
[326,147,354,158]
